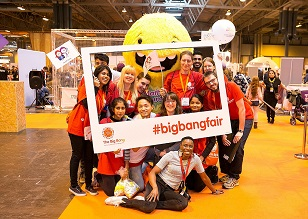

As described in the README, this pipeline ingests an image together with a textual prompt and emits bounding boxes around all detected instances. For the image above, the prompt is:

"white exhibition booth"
[18,49,46,107]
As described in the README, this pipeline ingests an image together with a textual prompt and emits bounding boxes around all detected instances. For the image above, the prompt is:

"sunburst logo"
[102,127,114,139]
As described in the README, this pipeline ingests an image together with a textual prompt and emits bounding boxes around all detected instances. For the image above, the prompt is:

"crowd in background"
[0,64,19,81]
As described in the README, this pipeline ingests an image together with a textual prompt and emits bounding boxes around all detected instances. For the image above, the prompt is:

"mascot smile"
[123,13,192,112]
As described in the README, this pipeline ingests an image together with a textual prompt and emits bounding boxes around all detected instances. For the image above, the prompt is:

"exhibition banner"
[0,34,9,50]
[47,40,80,69]
[81,41,232,153]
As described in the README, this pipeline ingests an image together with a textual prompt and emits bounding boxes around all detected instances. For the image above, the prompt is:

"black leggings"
[68,133,94,188]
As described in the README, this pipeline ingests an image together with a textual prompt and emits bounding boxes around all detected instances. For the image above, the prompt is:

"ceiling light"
[240,0,246,2]
[296,23,302,28]
[226,10,231,16]
[129,18,133,23]
[168,13,182,17]
[17,6,25,11]
[5,30,10,32]
[122,7,127,13]
[42,17,49,21]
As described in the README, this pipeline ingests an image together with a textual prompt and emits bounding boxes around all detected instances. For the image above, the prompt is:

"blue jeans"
[217,119,253,180]
[129,164,144,191]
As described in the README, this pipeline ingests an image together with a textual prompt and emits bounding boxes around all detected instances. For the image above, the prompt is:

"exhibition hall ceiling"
[1,0,308,41]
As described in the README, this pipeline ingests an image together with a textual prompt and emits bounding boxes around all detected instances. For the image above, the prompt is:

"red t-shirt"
[97,117,125,175]
[204,81,253,120]
[164,70,207,110]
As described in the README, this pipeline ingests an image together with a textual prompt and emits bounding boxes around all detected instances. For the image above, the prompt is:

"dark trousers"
[186,170,206,192]
[68,133,94,188]
[144,176,188,211]
[97,174,121,196]
[186,166,218,191]
[264,92,277,120]
[217,119,253,180]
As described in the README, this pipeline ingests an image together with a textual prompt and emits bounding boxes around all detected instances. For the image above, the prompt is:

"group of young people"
[66,50,254,213]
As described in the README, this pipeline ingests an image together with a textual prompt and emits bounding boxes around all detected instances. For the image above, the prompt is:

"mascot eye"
[138,38,142,44]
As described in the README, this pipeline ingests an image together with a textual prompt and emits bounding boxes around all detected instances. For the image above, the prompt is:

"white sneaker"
[105,196,126,206]
[223,178,239,189]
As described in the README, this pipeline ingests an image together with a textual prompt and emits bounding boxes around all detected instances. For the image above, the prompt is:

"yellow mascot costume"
[123,13,192,112]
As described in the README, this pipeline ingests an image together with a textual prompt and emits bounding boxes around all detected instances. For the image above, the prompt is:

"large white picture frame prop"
[81,41,231,153]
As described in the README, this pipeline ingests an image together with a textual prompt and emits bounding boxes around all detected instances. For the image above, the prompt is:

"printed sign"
[0,34,9,50]
[47,40,80,69]
[81,41,231,153]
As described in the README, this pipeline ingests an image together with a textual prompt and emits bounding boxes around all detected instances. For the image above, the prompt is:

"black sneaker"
[69,185,86,196]
[85,185,98,196]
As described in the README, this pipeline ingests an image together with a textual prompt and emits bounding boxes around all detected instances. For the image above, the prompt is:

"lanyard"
[96,90,106,112]
[180,156,191,181]
[124,90,131,101]
[179,72,191,94]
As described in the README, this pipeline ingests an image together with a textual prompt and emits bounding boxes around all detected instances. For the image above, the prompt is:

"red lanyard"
[96,90,106,113]
[180,156,191,181]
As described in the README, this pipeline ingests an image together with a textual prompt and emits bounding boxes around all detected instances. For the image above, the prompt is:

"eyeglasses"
[193,58,202,61]
[204,78,216,86]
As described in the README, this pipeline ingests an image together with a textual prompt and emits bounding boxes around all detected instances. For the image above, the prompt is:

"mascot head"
[123,13,192,88]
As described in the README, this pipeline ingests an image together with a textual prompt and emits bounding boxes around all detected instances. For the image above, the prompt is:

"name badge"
[181,97,189,106]
[270,87,274,92]
[115,150,123,158]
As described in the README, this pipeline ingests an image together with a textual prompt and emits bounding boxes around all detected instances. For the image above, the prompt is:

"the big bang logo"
[102,127,125,145]
[102,127,114,139]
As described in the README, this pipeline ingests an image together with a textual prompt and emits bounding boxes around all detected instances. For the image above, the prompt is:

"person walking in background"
[192,50,203,73]
[246,76,263,129]
[233,66,251,94]
[262,69,285,124]
[0,64,9,80]
[203,71,253,189]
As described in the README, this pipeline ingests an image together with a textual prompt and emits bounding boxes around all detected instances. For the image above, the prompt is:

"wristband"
[212,190,217,194]
[238,129,243,133]
[235,131,243,138]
